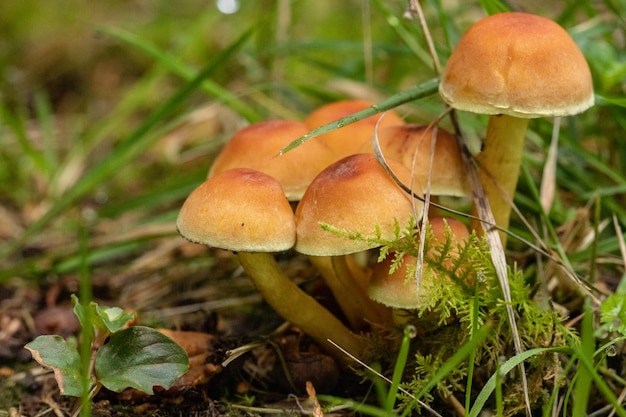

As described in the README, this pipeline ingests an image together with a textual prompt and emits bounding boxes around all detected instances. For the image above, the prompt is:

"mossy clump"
[357,220,567,415]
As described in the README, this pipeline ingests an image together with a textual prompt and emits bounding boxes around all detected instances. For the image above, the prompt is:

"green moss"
[349,220,568,414]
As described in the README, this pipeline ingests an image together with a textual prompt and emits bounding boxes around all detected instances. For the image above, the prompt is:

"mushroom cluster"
[175,10,594,374]
[176,97,472,364]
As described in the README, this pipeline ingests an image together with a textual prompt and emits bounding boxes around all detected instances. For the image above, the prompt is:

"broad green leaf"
[25,335,84,397]
[95,326,189,394]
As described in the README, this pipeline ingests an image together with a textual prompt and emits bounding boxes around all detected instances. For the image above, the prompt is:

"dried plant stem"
[449,111,532,417]
[405,0,442,74]
[470,114,530,244]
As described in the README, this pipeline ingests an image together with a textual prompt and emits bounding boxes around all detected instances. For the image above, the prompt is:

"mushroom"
[360,123,470,198]
[439,12,594,241]
[305,99,405,161]
[209,119,335,201]
[368,216,471,323]
[295,153,423,329]
[177,168,362,363]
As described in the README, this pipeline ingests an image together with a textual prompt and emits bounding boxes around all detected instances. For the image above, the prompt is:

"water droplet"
[81,207,98,224]
[217,0,240,14]
[607,345,617,357]
[405,324,418,339]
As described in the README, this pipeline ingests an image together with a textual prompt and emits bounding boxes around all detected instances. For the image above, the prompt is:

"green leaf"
[24,335,84,397]
[599,292,626,336]
[72,295,135,335]
[94,304,135,334]
[95,326,189,394]
[71,295,95,340]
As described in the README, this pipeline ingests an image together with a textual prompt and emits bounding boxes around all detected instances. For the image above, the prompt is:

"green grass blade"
[385,325,415,412]
[78,226,93,417]
[406,324,491,411]
[371,0,432,67]
[279,77,440,155]
[0,28,255,261]
[572,299,594,417]
[101,26,262,123]
[317,395,398,417]
[468,347,569,417]
[33,92,58,178]
[596,95,626,108]
[478,0,509,15]
[566,322,626,417]
[0,104,48,173]
[465,281,481,412]
[427,0,461,51]
[369,362,391,412]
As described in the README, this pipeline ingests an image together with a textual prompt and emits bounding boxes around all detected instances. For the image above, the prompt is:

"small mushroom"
[439,12,594,241]
[368,216,471,322]
[177,168,361,364]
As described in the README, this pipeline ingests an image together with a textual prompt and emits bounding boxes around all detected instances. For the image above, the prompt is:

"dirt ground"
[1,243,377,416]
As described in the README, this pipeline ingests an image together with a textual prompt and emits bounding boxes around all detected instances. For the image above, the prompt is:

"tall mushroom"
[439,12,594,241]
[177,168,362,364]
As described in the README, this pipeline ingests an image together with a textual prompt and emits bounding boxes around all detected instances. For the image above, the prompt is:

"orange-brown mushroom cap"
[209,120,335,201]
[362,124,470,197]
[295,153,422,256]
[439,12,594,118]
[177,168,296,252]
[305,100,405,160]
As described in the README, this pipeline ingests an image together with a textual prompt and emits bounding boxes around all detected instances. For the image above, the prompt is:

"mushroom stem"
[471,114,529,243]
[308,255,391,330]
[237,251,362,367]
